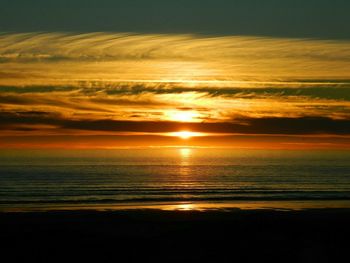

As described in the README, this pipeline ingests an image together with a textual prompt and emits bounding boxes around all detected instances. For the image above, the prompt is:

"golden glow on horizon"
[166,110,201,123]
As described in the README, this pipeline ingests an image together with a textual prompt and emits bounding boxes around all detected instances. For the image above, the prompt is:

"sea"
[1,148,350,211]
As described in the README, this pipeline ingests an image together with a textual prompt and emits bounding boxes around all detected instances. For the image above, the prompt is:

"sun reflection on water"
[176,203,195,211]
[179,148,192,174]
[180,148,192,158]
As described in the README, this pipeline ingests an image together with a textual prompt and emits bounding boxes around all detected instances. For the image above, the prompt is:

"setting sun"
[178,131,193,139]
[171,131,201,139]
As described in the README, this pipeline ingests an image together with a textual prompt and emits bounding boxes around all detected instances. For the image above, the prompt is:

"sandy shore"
[1,208,350,262]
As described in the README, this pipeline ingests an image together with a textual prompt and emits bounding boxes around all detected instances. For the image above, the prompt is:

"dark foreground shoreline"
[1,208,350,263]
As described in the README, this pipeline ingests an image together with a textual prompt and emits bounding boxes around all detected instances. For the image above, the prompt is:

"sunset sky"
[1,0,350,149]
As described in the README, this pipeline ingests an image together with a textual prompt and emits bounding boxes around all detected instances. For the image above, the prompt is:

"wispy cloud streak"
[1,32,350,86]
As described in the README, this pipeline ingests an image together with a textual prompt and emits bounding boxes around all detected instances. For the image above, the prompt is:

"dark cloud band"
[1,111,349,135]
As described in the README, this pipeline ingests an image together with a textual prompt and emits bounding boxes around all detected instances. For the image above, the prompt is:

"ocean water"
[0,148,350,211]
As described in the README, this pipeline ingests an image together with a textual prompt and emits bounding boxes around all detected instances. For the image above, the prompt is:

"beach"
[1,208,350,263]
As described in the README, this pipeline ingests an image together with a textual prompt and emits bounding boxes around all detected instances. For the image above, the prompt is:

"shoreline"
[2,199,350,213]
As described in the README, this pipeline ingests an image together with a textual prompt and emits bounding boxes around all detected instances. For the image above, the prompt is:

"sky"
[1,0,350,39]
[0,0,350,149]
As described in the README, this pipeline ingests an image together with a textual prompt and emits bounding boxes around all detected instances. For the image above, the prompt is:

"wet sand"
[1,208,350,262]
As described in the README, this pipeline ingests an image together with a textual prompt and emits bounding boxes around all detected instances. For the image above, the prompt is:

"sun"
[177,131,193,139]
[168,130,205,139]
[171,131,199,139]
